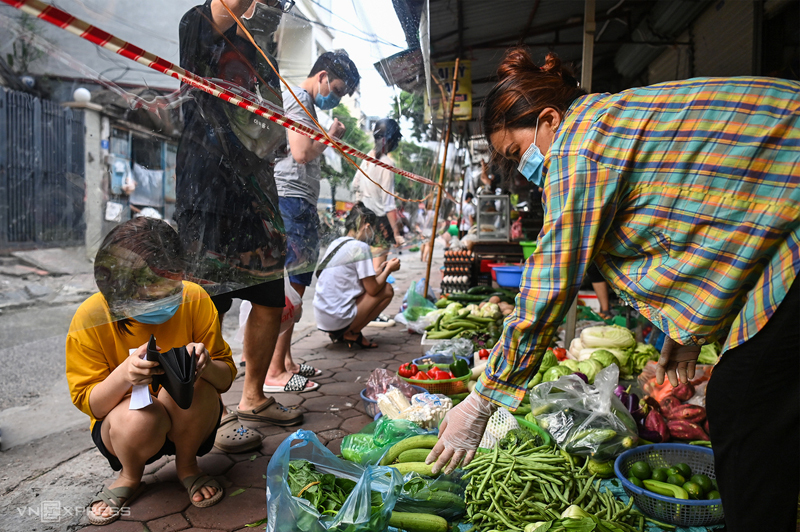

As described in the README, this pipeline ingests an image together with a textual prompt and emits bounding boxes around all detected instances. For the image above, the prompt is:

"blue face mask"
[315,78,340,110]
[128,289,183,325]
[517,118,545,188]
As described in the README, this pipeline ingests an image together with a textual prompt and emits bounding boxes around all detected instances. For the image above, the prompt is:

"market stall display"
[441,250,475,294]
[475,195,510,241]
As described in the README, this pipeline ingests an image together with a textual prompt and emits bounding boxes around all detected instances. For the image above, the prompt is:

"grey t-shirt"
[275,87,321,205]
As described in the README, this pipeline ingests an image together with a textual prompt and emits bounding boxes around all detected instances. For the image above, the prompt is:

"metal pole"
[423,57,460,298]
[566,0,596,347]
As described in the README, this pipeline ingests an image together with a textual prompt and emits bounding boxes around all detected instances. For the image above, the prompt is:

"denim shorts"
[279,197,319,287]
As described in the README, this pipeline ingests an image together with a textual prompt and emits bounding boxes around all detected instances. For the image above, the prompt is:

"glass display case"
[475,195,510,241]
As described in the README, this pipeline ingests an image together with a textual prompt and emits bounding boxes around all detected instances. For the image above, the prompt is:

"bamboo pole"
[423,57,460,299]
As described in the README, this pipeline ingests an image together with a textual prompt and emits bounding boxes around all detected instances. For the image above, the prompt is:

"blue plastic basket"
[493,265,524,288]
[359,385,427,418]
[412,353,472,367]
[614,444,724,527]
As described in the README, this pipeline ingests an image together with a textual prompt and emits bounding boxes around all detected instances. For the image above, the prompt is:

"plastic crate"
[614,444,724,527]
[397,364,470,395]
[359,385,426,418]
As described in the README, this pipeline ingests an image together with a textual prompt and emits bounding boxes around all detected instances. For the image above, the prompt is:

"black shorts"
[91,400,224,472]
[208,278,285,315]
[587,263,604,284]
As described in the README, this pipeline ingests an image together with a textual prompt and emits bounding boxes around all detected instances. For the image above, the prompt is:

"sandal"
[182,474,224,508]
[345,332,378,349]
[263,373,320,393]
[237,396,303,426]
[296,363,322,377]
[214,412,262,453]
[87,484,145,526]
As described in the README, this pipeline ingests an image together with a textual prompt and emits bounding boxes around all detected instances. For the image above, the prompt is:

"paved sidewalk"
[0,242,441,532]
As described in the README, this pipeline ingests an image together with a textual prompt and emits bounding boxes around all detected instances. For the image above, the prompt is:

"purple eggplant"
[637,427,663,443]
[573,372,589,383]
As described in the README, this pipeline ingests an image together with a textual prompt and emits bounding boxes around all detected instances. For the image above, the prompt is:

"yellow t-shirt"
[66,281,236,429]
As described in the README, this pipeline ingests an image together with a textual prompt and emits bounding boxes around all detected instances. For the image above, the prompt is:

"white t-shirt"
[313,237,376,331]
[352,152,396,217]
[460,202,475,231]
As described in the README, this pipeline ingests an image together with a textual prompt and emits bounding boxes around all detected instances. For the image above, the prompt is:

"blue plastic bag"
[266,430,403,532]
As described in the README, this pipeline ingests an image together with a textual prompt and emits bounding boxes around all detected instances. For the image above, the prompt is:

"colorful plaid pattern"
[478,77,800,408]
[1,0,434,187]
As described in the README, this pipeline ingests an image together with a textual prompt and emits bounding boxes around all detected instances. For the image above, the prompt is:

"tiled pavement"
[79,255,435,531]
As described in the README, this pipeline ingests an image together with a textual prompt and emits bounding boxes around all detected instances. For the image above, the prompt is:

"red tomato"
[553,347,568,361]
[398,363,418,378]
[478,348,490,360]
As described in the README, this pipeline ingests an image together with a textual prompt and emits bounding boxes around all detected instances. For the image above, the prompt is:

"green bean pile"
[463,442,649,532]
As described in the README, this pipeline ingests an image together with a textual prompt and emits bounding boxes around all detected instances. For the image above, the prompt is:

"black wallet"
[146,334,196,409]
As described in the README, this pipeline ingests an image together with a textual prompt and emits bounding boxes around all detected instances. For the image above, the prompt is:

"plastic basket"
[359,385,426,418]
[520,241,537,260]
[412,353,472,368]
[397,364,470,395]
[614,444,724,527]
[493,265,524,288]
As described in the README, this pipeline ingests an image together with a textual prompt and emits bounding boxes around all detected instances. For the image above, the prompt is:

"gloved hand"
[425,391,496,474]
[656,336,701,386]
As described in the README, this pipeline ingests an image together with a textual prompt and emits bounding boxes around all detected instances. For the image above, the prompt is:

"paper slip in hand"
[129,348,154,410]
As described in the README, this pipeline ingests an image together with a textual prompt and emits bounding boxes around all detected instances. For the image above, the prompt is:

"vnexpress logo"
[17,501,131,522]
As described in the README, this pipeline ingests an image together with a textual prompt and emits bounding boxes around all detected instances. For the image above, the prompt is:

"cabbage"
[577,359,603,383]
[580,325,635,349]
[560,359,580,373]
[698,343,719,364]
[543,365,572,382]
[590,349,618,368]
[538,351,558,373]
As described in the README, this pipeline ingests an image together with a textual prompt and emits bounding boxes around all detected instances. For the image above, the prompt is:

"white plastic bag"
[235,276,303,344]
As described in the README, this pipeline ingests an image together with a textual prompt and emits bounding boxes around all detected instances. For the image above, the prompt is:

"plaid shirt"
[477,77,800,409]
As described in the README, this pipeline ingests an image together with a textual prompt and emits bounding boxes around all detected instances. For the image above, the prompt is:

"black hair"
[309,50,360,95]
[345,202,377,234]
[465,192,474,201]
[94,217,186,334]
[373,118,402,153]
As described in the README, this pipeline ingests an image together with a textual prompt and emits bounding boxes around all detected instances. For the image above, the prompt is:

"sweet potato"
[645,410,670,443]
[659,394,681,414]
[671,382,695,402]
[667,420,709,441]
[665,404,706,424]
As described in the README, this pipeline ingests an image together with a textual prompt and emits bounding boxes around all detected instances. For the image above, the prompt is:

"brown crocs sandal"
[214,412,263,453]
[236,397,303,426]
[87,484,145,526]
[182,474,223,508]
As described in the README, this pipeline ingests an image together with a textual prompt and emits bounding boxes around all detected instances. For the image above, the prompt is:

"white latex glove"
[656,337,701,386]
[425,391,496,474]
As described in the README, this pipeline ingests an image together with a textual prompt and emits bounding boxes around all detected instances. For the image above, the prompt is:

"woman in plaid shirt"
[427,48,799,531]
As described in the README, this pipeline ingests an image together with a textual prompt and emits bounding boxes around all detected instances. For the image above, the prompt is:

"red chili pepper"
[553,347,568,361]
[478,348,490,360]
[398,363,418,378]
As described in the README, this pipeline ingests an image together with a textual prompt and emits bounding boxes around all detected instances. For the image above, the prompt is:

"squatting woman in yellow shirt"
[66,218,238,525]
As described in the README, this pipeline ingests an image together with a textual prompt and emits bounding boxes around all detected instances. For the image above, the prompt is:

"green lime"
[675,463,692,478]
[651,468,669,482]
[683,481,704,500]
[666,466,681,477]
[707,490,721,500]
[628,476,644,488]
[630,461,653,480]
[667,473,686,486]
[690,474,713,494]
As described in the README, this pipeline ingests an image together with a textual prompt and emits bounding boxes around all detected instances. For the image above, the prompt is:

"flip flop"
[296,363,322,377]
[237,396,304,426]
[87,484,145,526]
[213,412,262,453]
[367,315,396,328]
[263,373,320,393]
[345,332,378,349]
[182,474,223,508]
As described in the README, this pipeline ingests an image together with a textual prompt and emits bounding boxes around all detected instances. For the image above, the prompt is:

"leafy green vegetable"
[498,427,543,450]
[580,325,635,350]
[589,350,617,369]
[538,351,559,373]
[577,359,603,383]
[698,342,720,364]
[543,365,572,382]
[560,359,580,373]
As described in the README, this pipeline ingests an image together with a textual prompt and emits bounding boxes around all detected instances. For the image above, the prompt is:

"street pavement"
[0,240,442,531]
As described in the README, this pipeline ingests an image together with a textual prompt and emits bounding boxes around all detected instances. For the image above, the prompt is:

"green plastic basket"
[520,240,537,260]
[397,363,469,395]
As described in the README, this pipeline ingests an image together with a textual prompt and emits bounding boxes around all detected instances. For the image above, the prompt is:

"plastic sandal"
[182,474,223,508]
